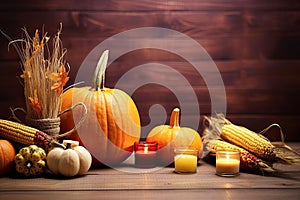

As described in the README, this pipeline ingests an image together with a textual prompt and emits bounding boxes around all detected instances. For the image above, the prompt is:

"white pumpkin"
[47,140,92,177]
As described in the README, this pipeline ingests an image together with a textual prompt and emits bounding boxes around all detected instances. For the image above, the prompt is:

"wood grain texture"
[1,190,300,200]
[0,143,300,199]
[0,0,299,11]
[0,0,245,11]
[0,1,300,141]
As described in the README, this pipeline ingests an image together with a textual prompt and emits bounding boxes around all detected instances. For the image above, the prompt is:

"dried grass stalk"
[9,24,69,119]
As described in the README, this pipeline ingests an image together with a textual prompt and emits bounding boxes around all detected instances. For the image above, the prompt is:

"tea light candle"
[134,142,157,168]
[174,148,198,173]
[216,151,240,177]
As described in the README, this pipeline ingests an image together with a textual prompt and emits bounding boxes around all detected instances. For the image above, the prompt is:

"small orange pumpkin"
[60,50,141,166]
[146,108,203,166]
[0,139,16,175]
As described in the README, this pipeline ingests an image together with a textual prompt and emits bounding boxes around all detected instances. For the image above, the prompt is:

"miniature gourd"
[0,139,16,175]
[146,108,203,166]
[59,50,141,166]
[15,145,46,176]
[47,140,92,177]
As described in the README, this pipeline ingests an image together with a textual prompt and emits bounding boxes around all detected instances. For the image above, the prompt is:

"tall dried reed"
[7,25,69,119]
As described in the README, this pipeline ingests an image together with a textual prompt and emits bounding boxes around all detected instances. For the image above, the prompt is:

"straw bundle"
[9,24,69,120]
[1,24,70,136]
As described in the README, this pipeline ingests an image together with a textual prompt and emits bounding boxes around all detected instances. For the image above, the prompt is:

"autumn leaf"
[49,65,69,96]
[20,70,31,79]
[28,89,42,117]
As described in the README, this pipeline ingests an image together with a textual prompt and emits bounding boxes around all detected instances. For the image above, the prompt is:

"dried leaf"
[20,70,31,79]
[28,89,42,117]
[49,65,69,95]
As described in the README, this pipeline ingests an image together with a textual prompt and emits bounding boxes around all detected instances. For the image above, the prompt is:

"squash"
[47,140,92,177]
[146,108,203,166]
[15,145,46,177]
[0,140,16,176]
[59,50,141,166]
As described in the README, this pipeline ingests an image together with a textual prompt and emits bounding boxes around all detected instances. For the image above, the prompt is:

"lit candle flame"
[226,154,230,160]
[144,144,148,154]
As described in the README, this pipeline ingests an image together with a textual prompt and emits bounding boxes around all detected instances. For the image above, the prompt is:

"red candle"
[134,142,157,168]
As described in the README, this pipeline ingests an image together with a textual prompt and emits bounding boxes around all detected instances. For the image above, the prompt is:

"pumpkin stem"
[92,50,109,91]
[63,140,79,149]
[169,108,180,128]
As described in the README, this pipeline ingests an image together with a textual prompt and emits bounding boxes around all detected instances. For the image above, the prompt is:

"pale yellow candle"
[174,154,197,173]
[216,158,240,174]
[216,151,240,176]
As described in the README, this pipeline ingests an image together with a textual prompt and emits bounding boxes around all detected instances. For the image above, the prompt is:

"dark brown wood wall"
[0,0,300,141]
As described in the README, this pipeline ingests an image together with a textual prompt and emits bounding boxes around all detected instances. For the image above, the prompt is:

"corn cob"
[203,114,300,164]
[221,123,277,162]
[0,119,62,150]
[204,138,275,174]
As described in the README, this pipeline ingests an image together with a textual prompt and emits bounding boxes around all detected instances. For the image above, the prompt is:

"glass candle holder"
[216,150,240,177]
[134,142,158,168]
[174,148,198,173]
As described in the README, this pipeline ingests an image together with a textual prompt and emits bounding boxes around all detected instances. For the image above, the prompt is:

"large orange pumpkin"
[146,108,203,166]
[60,50,141,166]
[0,139,16,175]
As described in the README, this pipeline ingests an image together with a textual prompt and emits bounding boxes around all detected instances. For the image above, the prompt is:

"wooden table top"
[1,143,300,200]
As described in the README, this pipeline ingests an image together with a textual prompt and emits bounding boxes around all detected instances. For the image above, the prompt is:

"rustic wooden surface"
[0,0,300,140]
[1,143,300,200]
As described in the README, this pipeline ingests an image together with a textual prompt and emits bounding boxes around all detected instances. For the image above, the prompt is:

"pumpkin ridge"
[114,90,135,148]
[108,90,129,163]
[104,91,112,139]
[76,88,92,143]
[0,144,4,170]
[97,89,113,160]
[102,91,110,139]
[110,91,124,150]
[115,89,141,149]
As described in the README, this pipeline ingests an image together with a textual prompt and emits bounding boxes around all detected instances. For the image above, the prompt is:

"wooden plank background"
[0,0,299,141]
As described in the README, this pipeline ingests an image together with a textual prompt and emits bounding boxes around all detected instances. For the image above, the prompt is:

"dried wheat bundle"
[8,24,69,119]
